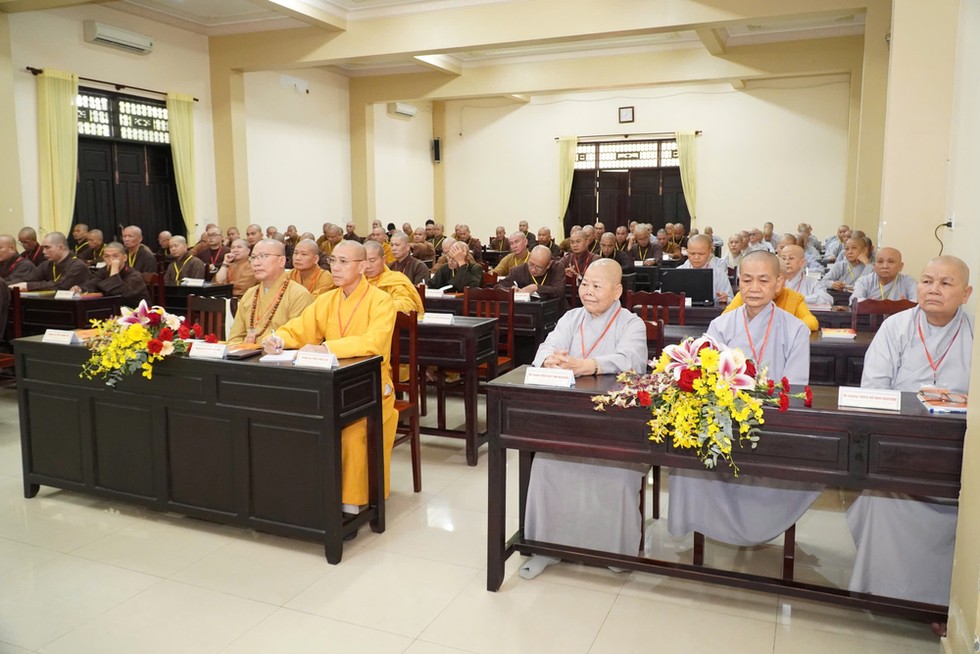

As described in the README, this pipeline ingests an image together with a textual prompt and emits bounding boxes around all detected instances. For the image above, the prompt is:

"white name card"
[422,312,455,325]
[424,288,445,299]
[635,260,645,267]
[524,367,575,388]
[54,290,76,300]
[514,292,531,302]
[294,350,338,369]
[188,341,228,359]
[838,386,902,411]
[684,297,693,308]
[181,278,206,287]
[42,329,80,345]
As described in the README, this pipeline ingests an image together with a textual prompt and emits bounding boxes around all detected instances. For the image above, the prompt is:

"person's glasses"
[248,253,283,263]
[327,256,365,267]
[918,389,967,405]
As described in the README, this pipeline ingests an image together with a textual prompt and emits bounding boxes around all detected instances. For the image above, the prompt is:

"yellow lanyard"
[172,256,191,283]
[52,261,60,282]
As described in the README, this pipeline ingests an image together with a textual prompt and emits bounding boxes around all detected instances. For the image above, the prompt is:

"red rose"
[677,368,701,392]
[158,327,174,342]
[178,324,191,340]
[804,386,813,408]
[778,392,790,412]
[147,338,163,355]
[767,379,776,397]
[147,312,162,326]
[192,324,203,338]
[698,341,713,352]
[205,334,218,344]
[637,390,652,407]
[781,377,790,392]
[744,360,756,378]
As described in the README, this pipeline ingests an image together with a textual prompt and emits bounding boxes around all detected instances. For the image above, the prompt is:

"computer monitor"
[659,267,714,306]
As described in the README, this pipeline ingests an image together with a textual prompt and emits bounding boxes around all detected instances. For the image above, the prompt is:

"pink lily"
[662,335,716,380]
[715,349,756,394]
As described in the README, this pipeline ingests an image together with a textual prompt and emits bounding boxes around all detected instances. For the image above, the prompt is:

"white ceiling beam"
[696,27,727,55]
[508,94,530,103]
[253,0,346,32]
[413,54,462,76]
[0,0,106,12]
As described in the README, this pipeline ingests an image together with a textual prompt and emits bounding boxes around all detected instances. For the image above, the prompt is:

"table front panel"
[249,421,323,530]
[26,391,85,483]
[92,401,155,498]
[166,409,238,514]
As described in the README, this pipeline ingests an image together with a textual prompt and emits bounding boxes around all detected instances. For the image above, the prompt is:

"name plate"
[181,278,206,287]
[188,341,228,359]
[524,367,575,388]
[684,297,693,308]
[294,350,338,369]
[513,292,531,302]
[42,329,80,345]
[424,289,445,299]
[422,312,455,325]
[54,290,76,300]
[838,386,902,411]
[635,260,645,267]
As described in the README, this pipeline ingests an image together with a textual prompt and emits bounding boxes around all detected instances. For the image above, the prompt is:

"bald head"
[579,258,623,315]
[587,257,623,285]
[294,239,319,256]
[777,244,805,278]
[741,250,781,277]
[528,245,552,269]
[918,255,972,326]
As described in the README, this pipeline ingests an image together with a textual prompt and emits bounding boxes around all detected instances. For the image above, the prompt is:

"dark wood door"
[661,168,690,229]
[628,169,660,230]
[597,171,628,229]
[563,170,597,236]
[73,141,117,239]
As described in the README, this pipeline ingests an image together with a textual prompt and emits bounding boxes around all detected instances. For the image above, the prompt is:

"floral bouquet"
[592,336,812,474]
[80,300,216,387]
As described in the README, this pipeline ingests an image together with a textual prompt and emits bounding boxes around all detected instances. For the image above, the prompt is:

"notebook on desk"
[659,268,714,306]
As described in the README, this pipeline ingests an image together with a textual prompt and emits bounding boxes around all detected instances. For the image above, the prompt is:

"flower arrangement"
[80,300,217,387]
[592,336,812,474]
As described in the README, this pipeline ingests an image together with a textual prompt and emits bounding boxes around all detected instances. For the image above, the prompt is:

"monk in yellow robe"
[289,239,335,297]
[228,239,313,344]
[363,240,425,316]
[723,285,819,332]
[267,240,398,507]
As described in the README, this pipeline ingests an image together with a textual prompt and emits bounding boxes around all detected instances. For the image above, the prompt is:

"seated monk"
[72,241,150,307]
[214,238,258,298]
[163,236,206,286]
[364,240,424,315]
[494,245,566,307]
[12,232,91,292]
[288,239,334,297]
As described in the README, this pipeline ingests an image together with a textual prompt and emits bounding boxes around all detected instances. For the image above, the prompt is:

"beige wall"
[372,101,434,229]
[7,5,217,236]
[0,14,24,234]
[244,69,352,236]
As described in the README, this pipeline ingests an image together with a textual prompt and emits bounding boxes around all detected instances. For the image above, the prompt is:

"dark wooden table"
[18,294,122,335]
[486,367,964,623]
[663,325,874,386]
[164,283,234,314]
[661,304,854,329]
[15,337,384,564]
[415,316,498,465]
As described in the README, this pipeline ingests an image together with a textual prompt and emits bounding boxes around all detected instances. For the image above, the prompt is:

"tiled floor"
[0,387,941,653]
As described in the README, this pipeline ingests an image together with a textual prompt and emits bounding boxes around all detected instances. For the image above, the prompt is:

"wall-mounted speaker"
[432,137,441,163]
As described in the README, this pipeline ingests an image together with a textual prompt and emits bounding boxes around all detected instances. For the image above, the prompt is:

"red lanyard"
[742,304,775,363]
[917,312,963,381]
[579,306,621,359]
[210,247,223,266]
[792,273,804,291]
[338,280,369,337]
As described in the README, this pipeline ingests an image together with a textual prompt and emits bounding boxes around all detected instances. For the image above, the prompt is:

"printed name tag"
[524,367,575,388]
[684,297,693,308]
[294,350,338,369]
[42,329,80,345]
[513,292,531,302]
[838,386,902,411]
[424,289,445,298]
[181,278,206,287]
[54,290,76,299]
[188,341,228,359]
[421,312,454,325]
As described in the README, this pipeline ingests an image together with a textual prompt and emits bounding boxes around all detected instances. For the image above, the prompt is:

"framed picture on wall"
[618,106,634,123]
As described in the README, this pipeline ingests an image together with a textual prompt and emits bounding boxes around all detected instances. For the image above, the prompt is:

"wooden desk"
[829,288,852,306]
[164,283,234,313]
[414,316,498,465]
[19,294,122,335]
[15,337,384,564]
[659,304,854,329]
[663,325,874,387]
[486,367,964,622]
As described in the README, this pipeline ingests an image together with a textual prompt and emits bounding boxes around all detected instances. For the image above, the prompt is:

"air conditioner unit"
[388,102,417,118]
[83,21,153,55]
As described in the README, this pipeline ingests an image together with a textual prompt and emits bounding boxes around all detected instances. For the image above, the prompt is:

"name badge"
[421,312,454,325]
[513,292,531,302]
[188,341,228,359]
[838,386,902,411]
[294,350,338,369]
[54,290,76,300]
[524,367,575,387]
[424,289,445,299]
[634,260,645,267]
[182,278,206,287]
[42,329,81,345]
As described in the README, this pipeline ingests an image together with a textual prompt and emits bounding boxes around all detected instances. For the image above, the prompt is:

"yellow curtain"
[37,69,78,236]
[676,130,697,223]
[167,92,196,237]
[557,136,577,236]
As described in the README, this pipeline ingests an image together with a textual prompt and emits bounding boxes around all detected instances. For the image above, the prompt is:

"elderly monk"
[677,234,733,304]
[263,240,397,513]
[18,227,42,266]
[431,241,483,291]
[669,251,820,547]
[287,239,334,297]
[626,225,662,267]
[778,244,833,308]
[214,238,259,297]
[85,229,106,264]
[244,223,264,251]
[13,232,91,291]
[488,226,509,252]
[848,256,972,613]
[560,230,597,292]
[163,236,206,285]
[456,223,483,263]
[723,259,819,331]
[492,232,530,277]
[318,223,344,256]
[196,225,229,281]
[657,229,681,260]
[343,221,362,242]
[368,226,396,265]
[537,226,562,258]
[614,226,630,252]
[495,245,566,305]
[598,232,634,273]
[71,223,92,260]
[389,232,429,285]
[822,224,851,263]
[71,241,150,307]
[723,233,746,270]
[849,247,917,304]
[821,237,872,290]
[581,225,600,255]
[428,223,447,255]
[228,239,313,344]
[0,234,36,283]
[364,240,424,315]
[520,259,648,580]
[121,225,158,273]
[410,227,435,261]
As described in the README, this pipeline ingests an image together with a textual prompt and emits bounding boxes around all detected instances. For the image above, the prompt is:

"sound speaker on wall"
[432,138,441,163]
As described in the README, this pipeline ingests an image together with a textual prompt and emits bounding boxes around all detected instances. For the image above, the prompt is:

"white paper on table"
[259,350,298,363]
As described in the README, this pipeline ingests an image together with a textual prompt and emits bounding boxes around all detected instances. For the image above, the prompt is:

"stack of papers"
[821,328,857,339]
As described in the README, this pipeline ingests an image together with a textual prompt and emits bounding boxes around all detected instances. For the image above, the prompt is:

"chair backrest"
[142,272,165,307]
[186,295,228,340]
[390,310,419,404]
[463,286,515,360]
[8,287,22,340]
[626,290,686,326]
[481,271,498,288]
[851,298,916,331]
[415,283,427,310]
[645,318,665,359]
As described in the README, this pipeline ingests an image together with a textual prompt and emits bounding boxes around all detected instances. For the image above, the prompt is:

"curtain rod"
[26,66,199,102]
[555,130,701,141]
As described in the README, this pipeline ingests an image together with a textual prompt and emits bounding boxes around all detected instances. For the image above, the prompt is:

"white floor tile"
[367,503,501,569]
[403,641,478,654]
[773,623,938,654]
[220,607,412,653]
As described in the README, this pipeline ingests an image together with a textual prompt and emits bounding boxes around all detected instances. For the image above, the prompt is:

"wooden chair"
[0,287,22,386]
[850,298,915,331]
[626,290,686,326]
[391,311,421,492]
[142,272,165,307]
[462,286,515,380]
[414,283,428,416]
[186,295,228,340]
[644,318,665,359]
[481,271,498,287]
